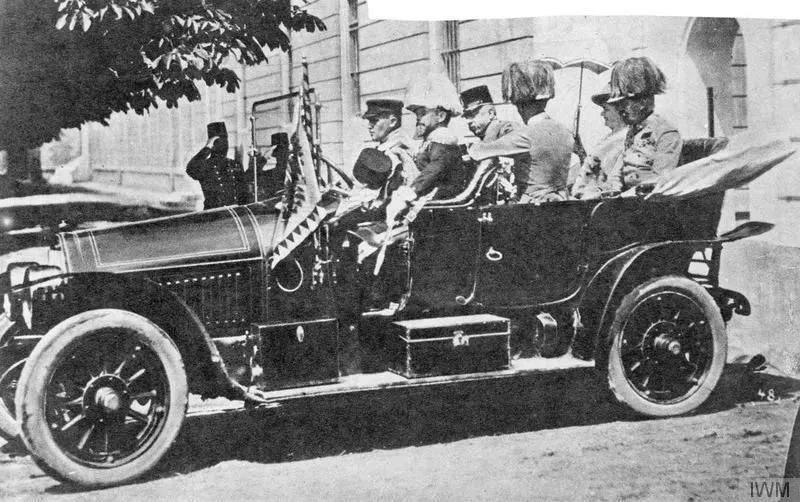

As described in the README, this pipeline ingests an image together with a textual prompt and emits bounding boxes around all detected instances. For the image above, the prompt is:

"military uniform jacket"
[411,127,464,199]
[468,112,574,202]
[607,113,682,191]
[481,119,531,200]
[186,148,248,209]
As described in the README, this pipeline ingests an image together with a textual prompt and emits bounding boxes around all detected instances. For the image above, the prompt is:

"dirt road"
[0,365,798,501]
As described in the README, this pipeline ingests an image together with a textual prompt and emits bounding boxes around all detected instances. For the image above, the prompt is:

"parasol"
[539,57,612,161]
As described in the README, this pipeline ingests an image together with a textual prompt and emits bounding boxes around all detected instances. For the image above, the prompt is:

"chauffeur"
[467,60,574,203]
[605,56,682,192]
[186,122,248,210]
[460,84,530,201]
[353,99,417,207]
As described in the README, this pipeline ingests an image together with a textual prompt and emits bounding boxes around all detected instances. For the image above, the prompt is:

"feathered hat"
[607,57,667,103]
[404,72,463,116]
[500,60,555,104]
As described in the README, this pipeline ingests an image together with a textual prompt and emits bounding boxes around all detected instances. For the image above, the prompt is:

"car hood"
[60,205,272,274]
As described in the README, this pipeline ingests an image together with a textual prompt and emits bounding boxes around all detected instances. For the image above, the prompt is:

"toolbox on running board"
[386,314,511,378]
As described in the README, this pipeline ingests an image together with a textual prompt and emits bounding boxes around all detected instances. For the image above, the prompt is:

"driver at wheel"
[338,99,418,218]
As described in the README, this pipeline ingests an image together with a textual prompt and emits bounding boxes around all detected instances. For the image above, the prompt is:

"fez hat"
[460,85,494,116]
[207,121,228,138]
[404,72,463,116]
[271,132,289,147]
[501,60,555,104]
[607,57,667,103]
[363,99,404,120]
[591,83,612,106]
[352,148,392,190]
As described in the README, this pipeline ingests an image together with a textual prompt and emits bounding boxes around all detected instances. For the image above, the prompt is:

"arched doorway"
[685,18,747,137]
[685,18,750,225]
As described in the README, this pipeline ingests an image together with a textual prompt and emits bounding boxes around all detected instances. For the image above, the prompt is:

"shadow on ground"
[43,363,800,494]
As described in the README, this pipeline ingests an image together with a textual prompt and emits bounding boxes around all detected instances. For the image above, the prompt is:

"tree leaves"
[0,0,326,149]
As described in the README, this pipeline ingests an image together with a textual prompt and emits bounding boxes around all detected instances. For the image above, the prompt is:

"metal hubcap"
[44,335,169,467]
[619,291,713,403]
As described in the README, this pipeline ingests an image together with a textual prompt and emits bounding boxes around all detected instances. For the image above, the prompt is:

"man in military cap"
[335,99,416,219]
[186,121,248,210]
[467,60,574,203]
[605,56,682,193]
[461,84,529,201]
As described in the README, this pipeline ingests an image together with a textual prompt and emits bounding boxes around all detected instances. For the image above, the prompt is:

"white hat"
[404,72,463,116]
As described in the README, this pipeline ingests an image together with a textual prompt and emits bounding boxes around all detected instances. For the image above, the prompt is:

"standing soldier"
[605,56,682,193]
[460,84,530,201]
[467,60,574,203]
[186,121,248,210]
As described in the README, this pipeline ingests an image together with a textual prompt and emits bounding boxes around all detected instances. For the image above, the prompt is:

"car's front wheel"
[606,276,726,417]
[16,309,188,488]
[0,315,34,441]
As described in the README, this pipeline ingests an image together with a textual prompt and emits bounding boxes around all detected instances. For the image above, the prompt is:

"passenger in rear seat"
[604,57,683,193]
[467,60,574,203]
[460,85,530,202]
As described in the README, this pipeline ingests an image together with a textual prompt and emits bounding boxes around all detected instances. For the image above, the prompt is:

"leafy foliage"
[0,0,325,150]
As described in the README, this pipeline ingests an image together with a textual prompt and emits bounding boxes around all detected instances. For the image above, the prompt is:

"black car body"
[0,134,771,487]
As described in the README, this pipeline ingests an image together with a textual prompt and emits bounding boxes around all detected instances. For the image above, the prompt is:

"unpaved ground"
[0,365,797,501]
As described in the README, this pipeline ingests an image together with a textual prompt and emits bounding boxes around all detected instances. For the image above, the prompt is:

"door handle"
[486,246,503,261]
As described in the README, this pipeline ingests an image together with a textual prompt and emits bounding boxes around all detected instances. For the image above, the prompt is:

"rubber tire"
[16,309,188,488]
[606,275,727,418]
[0,315,27,441]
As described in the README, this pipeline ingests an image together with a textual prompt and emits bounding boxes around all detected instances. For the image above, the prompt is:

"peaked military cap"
[207,121,228,138]
[460,85,494,116]
[362,99,404,120]
[353,148,392,190]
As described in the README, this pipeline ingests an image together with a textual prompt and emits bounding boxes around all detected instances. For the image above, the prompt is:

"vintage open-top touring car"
[0,70,792,487]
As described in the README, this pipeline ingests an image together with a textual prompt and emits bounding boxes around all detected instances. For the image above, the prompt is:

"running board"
[256,355,592,406]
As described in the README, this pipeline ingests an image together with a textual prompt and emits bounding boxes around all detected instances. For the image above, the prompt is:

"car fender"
[572,221,771,362]
[9,271,244,400]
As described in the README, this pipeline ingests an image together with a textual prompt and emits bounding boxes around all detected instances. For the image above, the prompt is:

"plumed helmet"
[607,57,667,103]
[404,72,463,116]
[501,60,556,104]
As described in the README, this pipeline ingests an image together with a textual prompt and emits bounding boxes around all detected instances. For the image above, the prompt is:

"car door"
[407,205,483,311]
[475,200,592,306]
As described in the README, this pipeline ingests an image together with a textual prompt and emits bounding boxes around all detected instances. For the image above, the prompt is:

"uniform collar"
[425,126,458,145]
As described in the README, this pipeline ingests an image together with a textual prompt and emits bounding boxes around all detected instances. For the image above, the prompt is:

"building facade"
[42,13,800,244]
[37,12,800,372]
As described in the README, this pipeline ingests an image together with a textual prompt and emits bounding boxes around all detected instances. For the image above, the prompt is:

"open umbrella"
[539,57,612,161]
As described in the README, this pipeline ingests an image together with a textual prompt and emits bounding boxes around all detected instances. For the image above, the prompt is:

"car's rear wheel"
[16,309,187,488]
[606,276,726,417]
